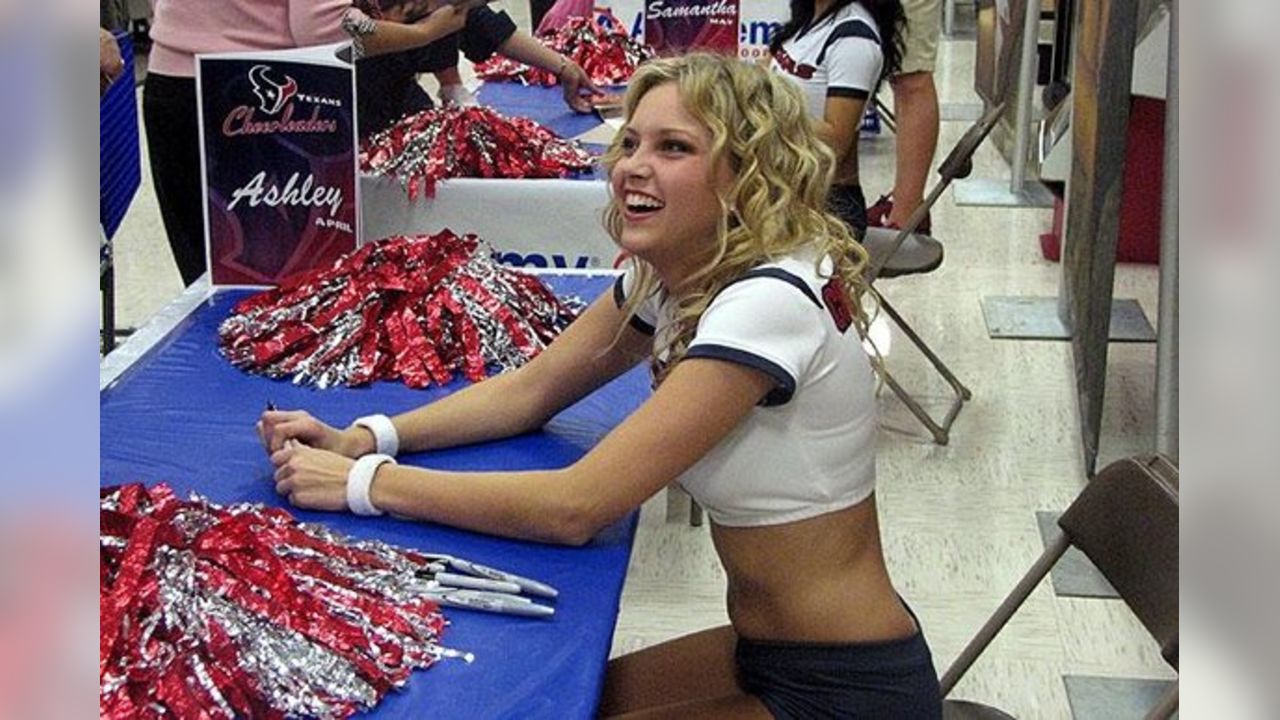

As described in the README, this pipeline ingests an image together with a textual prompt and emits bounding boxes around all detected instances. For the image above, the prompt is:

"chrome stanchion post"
[954,0,1055,206]
[1155,0,1178,461]
[1010,0,1041,191]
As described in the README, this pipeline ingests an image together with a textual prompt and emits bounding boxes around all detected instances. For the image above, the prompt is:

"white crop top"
[770,2,884,119]
[613,252,878,527]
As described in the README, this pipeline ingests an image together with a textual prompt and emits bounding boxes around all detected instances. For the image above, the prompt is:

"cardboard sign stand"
[196,43,361,287]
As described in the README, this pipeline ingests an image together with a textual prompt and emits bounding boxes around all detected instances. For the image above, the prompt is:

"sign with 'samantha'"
[604,0,784,61]
[644,0,741,57]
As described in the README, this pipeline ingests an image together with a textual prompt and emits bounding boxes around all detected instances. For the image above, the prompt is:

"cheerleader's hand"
[559,60,600,113]
[258,410,373,457]
[271,441,355,513]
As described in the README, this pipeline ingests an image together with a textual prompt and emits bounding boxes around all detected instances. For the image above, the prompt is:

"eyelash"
[619,137,692,155]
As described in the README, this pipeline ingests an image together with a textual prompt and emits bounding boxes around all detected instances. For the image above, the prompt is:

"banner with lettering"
[197,44,359,286]
[602,0,778,61]
[643,0,740,56]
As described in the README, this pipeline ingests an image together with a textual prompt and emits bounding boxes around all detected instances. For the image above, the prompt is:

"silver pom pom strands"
[101,484,556,718]
[361,105,594,198]
[475,12,656,87]
[218,231,583,389]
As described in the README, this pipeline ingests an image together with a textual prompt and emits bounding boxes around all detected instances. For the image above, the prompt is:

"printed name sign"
[197,44,360,286]
[602,0,778,60]
[643,0,741,56]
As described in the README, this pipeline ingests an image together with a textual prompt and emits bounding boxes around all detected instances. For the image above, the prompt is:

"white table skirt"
[360,175,618,270]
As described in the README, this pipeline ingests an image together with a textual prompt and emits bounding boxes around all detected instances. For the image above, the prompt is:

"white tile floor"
[106,7,1173,717]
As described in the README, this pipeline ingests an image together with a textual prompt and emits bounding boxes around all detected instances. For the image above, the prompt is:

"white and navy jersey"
[613,252,878,527]
[770,2,884,119]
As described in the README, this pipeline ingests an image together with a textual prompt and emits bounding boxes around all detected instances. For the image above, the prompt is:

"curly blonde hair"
[601,53,871,384]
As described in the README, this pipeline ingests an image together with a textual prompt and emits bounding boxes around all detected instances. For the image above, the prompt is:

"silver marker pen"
[429,590,555,618]
[434,572,522,595]
[446,558,559,599]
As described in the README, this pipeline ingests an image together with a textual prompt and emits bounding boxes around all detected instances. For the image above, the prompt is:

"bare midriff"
[712,496,917,643]
[833,144,862,188]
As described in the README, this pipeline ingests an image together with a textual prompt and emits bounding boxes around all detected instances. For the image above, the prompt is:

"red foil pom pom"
[361,105,594,198]
[475,12,656,87]
[100,483,459,719]
[218,231,582,389]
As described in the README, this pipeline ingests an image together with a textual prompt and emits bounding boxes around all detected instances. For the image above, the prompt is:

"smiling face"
[609,82,734,285]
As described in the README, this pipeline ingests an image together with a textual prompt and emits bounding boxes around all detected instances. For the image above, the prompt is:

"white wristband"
[347,454,396,516]
[353,414,399,456]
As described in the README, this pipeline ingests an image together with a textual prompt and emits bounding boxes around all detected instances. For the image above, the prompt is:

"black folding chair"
[858,100,1006,444]
[940,455,1179,718]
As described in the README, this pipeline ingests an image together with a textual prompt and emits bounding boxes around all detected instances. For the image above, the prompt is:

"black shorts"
[828,182,868,240]
[736,609,942,719]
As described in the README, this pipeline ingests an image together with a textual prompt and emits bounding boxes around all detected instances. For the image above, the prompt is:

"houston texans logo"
[248,64,297,115]
[772,50,816,80]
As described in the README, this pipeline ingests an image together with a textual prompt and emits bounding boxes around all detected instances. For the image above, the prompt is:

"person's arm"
[272,356,774,544]
[377,289,651,452]
[811,96,865,166]
[259,290,651,457]
[809,31,883,165]
[352,7,477,58]
[100,28,124,95]
[494,32,601,112]
[288,0,479,59]
[269,274,823,545]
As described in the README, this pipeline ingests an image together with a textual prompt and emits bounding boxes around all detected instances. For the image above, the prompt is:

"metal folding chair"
[940,455,1179,718]
[859,100,1006,444]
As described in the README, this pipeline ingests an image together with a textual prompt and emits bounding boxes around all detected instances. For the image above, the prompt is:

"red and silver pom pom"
[361,105,593,198]
[475,12,656,87]
[218,231,581,389]
[100,483,465,719]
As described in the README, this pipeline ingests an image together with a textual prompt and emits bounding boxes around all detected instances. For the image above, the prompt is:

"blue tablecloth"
[477,82,605,139]
[100,274,649,719]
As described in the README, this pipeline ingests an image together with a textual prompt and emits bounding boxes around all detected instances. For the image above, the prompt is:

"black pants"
[530,0,557,30]
[829,182,868,240]
[142,73,205,286]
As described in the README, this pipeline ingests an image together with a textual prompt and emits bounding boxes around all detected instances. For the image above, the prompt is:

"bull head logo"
[248,64,297,115]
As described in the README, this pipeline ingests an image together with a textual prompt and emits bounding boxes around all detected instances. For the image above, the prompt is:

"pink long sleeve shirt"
[148,0,352,77]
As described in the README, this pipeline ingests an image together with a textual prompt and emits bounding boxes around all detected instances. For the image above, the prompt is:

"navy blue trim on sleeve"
[816,19,881,67]
[721,268,823,309]
[685,345,797,406]
[613,275,655,335]
[828,87,871,100]
[628,315,656,335]
[612,274,626,308]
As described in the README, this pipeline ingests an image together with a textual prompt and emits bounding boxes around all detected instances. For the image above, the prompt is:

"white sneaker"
[438,84,478,107]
